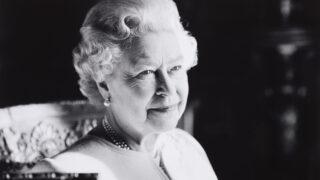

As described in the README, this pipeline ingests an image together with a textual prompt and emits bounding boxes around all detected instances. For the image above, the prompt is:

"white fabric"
[41,128,218,180]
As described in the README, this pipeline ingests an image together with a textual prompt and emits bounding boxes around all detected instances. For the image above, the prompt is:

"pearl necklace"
[102,118,131,150]
[102,118,170,178]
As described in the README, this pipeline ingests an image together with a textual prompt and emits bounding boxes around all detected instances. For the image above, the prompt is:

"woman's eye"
[138,70,155,77]
[169,65,182,73]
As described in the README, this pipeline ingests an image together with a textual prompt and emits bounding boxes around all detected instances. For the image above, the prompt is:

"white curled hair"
[73,0,198,105]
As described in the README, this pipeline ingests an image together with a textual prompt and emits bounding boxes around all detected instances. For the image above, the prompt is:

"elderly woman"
[30,0,217,179]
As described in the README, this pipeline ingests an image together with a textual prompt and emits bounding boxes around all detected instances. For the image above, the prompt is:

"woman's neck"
[104,110,161,153]
[104,110,143,151]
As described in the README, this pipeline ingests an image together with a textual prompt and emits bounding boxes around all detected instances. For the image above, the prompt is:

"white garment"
[37,128,218,180]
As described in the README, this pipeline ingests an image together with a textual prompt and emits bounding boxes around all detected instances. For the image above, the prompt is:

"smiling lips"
[149,103,179,113]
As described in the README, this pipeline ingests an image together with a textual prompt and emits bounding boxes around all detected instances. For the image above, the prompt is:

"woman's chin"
[147,110,180,132]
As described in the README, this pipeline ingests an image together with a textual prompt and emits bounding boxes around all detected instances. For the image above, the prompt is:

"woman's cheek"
[176,73,189,97]
[131,78,157,98]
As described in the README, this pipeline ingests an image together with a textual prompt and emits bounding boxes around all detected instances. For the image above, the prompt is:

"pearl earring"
[103,96,111,107]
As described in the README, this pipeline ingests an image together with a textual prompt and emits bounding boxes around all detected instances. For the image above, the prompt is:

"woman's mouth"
[148,103,179,113]
[149,105,176,112]
[147,103,181,126]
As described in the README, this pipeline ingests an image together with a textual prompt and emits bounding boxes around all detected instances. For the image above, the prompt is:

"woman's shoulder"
[25,154,117,180]
[166,128,207,154]
[162,129,218,180]
[23,136,103,170]
[63,134,108,153]
[24,134,114,173]
[23,160,56,173]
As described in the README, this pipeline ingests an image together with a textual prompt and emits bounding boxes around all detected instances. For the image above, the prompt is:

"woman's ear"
[97,81,111,100]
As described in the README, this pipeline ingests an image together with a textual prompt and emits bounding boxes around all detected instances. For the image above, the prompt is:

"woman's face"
[102,31,192,144]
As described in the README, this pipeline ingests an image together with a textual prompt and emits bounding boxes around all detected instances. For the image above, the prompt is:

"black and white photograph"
[1,0,320,179]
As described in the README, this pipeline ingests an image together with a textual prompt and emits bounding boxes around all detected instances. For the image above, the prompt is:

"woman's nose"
[155,70,175,97]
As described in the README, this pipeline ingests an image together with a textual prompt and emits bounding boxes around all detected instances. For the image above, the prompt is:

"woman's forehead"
[126,32,185,66]
[129,52,184,68]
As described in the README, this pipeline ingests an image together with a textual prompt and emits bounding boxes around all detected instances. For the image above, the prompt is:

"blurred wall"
[0,0,97,107]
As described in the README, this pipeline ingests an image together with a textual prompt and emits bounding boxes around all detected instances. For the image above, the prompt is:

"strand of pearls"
[102,118,131,150]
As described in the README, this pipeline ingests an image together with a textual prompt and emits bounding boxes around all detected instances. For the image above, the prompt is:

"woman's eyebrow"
[129,53,157,72]
[130,53,184,67]
[168,55,184,64]
[130,52,151,66]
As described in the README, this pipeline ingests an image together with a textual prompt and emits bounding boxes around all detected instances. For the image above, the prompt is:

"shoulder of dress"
[32,155,118,180]
[22,159,56,173]
[43,152,112,173]
[35,136,112,170]
[162,129,218,180]
[59,135,107,154]
[165,128,207,155]
[168,128,195,139]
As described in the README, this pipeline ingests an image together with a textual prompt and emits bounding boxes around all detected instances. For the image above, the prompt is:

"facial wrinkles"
[122,67,156,99]
[124,59,188,107]
[123,31,187,104]
[122,57,159,95]
[122,71,141,88]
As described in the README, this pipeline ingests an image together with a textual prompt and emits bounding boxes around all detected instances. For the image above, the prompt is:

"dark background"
[1,0,320,179]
